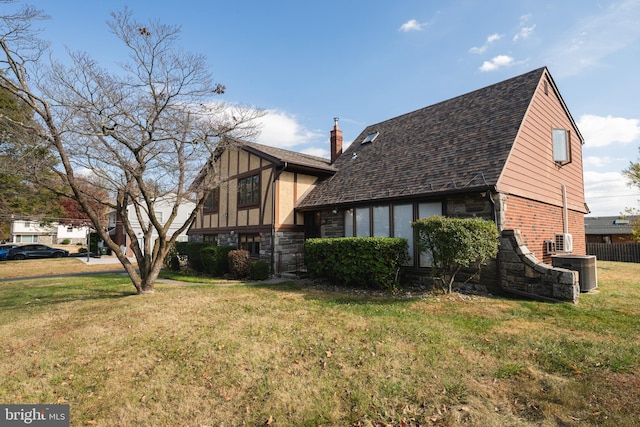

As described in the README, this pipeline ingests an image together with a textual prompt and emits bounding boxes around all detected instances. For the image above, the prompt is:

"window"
[239,233,260,256]
[393,204,414,265]
[418,202,442,267]
[373,206,390,237]
[345,209,354,237]
[204,188,219,211]
[355,207,370,237]
[203,234,217,244]
[552,128,571,165]
[238,174,260,207]
[342,202,443,267]
[154,211,164,223]
[361,131,379,145]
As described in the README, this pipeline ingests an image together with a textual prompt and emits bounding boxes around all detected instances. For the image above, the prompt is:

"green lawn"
[0,261,638,426]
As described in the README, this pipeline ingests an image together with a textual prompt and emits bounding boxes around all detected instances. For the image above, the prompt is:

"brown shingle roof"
[241,140,336,174]
[297,67,547,209]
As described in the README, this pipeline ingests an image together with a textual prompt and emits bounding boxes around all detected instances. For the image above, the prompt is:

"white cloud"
[578,114,640,147]
[513,24,536,41]
[253,110,324,149]
[399,19,426,32]
[584,170,640,215]
[300,146,329,158]
[487,33,502,44]
[479,55,514,72]
[583,156,618,168]
[469,33,502,54]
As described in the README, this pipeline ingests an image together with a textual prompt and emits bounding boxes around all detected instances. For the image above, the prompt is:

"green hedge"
[249,260,270,280]
[201,246,235,276]
[304,237,409,290]
[185,242,213,272]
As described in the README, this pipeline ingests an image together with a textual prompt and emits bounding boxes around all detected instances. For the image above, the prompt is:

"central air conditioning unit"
[555,233,573,253]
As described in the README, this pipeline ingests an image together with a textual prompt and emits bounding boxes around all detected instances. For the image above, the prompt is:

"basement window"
[361,131,379,145]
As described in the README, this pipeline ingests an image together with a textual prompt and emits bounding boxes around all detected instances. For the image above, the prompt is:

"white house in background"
[108,193,196,256]
[10,219,89,245]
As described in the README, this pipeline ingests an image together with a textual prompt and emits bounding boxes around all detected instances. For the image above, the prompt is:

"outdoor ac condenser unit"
[555,233,573,253]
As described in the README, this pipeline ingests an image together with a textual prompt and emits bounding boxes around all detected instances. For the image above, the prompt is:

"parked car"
[0,244,18,261]
[6,244,69,260]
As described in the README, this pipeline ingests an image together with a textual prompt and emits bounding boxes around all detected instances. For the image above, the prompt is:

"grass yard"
[0,261,638,426]
[0,257,129,279]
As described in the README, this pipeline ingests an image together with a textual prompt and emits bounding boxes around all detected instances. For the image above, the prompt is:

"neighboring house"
[10,219,89,245]
[108,193,196,256]
[585,216,636,243]
[190,67,587,298]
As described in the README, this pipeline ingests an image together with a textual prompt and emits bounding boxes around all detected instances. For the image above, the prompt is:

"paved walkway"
[73,255,137,265]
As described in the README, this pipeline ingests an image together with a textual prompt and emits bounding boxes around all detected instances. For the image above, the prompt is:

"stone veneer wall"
[272,231,305,274]
[499,229,579,303]
[320,210,344,238]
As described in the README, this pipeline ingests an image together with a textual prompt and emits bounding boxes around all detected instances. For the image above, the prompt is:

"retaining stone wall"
[499,229,579,303]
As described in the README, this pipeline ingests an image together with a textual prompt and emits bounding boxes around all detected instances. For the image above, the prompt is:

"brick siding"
[501,194,586,263]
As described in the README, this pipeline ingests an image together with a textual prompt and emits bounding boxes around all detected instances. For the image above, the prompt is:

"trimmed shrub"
[185,242,213,272]
[174,241,189,257]
[412,216,499,293]
[249,260,270,280]
[168,255,180,271]
[61,239,70,245]
[164,244,179,270]
[201,246,235,276]
[304,237,409,291]
[228,249,251,279]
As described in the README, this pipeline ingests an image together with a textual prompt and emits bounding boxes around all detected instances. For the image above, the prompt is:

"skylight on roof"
[361,131,379,145]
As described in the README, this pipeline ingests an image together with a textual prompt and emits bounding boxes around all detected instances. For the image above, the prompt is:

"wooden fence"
[586,243,640,263]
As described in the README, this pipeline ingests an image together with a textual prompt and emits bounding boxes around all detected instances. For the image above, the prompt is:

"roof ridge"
[368,68,547,131]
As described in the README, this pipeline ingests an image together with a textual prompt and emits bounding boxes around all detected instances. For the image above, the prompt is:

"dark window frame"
[239,233,261,256]
[203,188,219,212]
[238,174,260,208]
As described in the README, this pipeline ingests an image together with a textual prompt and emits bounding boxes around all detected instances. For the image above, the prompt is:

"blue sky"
[12,0,640,216]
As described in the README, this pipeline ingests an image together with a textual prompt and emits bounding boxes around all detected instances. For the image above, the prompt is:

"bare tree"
[0,4,262,293]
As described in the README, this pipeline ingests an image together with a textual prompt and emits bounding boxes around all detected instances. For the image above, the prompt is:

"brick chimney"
[330,117,343,163]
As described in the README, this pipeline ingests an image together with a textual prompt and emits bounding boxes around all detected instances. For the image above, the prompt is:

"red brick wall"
[502,194,586,263]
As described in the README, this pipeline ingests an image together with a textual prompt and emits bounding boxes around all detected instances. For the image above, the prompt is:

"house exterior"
[10,219,89,245]
[190,67,587,298]
[299,67,586,263]
[188,140,335,272]
[109,194,196,256]
[585,216,635,243]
